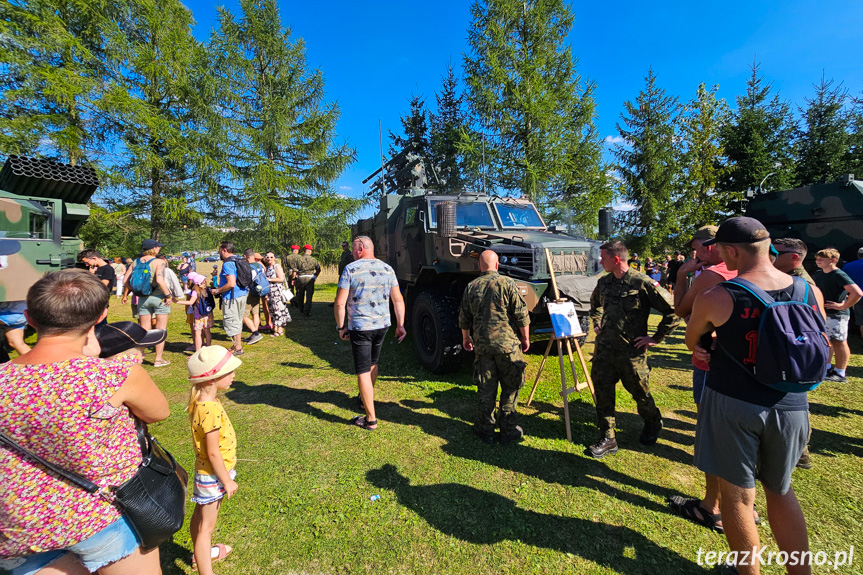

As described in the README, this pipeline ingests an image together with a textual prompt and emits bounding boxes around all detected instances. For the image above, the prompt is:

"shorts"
[694,386,809,495]
[192,468,237,505]
[0,515,140,575]
[692,366,708,404]
[825,315,849,342]
[349,327,388,375]
[222,295,247,337]
[193,315,211,331]
[136,294,171,316]
[0,301,27,330]
[245,293,261,314]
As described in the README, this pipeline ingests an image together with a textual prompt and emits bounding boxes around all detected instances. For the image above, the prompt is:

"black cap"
[703,217,770,246]
[141,238,164,250]
[94,321,167,358]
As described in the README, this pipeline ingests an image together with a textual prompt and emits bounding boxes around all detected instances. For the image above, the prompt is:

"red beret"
[303,244,313,250]
[290,245,299,250]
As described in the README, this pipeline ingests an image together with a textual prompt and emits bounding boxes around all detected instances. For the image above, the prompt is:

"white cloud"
[339,185,353,191]
[603,135,627,146]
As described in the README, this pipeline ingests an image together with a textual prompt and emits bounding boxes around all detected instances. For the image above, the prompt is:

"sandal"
[192,543,233,568]
[669,495,723,533]
[351,415,377,430]
[153,360,171,368]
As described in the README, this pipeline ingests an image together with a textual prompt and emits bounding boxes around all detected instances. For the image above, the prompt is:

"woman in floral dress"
[264,251,291,336]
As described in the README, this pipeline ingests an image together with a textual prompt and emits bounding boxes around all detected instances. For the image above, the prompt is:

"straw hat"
[188,346,242,382]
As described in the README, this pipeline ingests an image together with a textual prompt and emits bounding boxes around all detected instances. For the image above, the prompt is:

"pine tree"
[463,0,601,207]
[614,69,680,252]
[209,0,358,246]
[429,65,467,193]
[676,83,731,231]
[794,76,850,186]
[388,93,430,158]
[719,62,795,199]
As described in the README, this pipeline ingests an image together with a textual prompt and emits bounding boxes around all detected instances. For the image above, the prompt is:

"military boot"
[639,419,663,445]
[587,436,618,458]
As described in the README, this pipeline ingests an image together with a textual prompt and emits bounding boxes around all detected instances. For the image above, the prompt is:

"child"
[187,346,242,574]
[176,272,214,352]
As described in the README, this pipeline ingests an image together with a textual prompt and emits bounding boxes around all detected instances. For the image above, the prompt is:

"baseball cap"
[291,244,299,250]
[94,321,167,358]
[303,244,313,250]
[141,239,164,250]
[690,225,718,247]
[703,217,770,246]
[858,247,863,255]
[188,346,242,382]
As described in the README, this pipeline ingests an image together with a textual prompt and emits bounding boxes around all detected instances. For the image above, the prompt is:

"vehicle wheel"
[411,289,464,373]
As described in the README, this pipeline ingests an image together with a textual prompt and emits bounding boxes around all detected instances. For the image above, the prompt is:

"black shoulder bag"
[0,420,188,550]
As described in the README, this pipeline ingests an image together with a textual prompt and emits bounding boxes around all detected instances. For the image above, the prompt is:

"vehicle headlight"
[510,257,519,265]
[500,256,508,264]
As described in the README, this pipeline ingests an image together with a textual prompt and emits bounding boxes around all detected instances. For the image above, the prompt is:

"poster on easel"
[547,301,585,338]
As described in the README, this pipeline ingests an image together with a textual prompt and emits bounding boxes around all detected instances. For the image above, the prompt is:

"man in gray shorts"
[685,217,826,575]
[212,242,249,356]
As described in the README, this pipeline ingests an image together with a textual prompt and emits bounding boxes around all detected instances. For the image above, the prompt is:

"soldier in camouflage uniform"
[587,241,680,458]
[458,250,530,444]
[284,244,301,308]
[295,244,321,317]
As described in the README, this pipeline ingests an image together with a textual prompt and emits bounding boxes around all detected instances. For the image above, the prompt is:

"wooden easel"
[525,249,596,442]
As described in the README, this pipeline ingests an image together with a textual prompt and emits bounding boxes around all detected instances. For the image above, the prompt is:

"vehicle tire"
[411,289,464,373]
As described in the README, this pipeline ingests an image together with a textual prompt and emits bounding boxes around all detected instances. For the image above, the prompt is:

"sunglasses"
[776,251,802,256]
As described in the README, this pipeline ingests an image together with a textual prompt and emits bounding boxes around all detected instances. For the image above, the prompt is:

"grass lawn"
[94,284,862,573]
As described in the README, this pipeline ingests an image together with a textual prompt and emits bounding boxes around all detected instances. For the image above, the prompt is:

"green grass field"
[102,284,862,574]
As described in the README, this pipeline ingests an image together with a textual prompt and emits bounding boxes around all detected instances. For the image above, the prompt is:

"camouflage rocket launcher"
[0,155,96,302]
[745,174,863,266]
[354,144,600,373]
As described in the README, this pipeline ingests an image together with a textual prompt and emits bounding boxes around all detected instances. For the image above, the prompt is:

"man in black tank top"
[685,218,826,575]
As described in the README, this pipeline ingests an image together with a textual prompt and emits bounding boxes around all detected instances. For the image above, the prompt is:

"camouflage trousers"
[295,277,315,315]
[591,346,661,439]
[474,349,527,437]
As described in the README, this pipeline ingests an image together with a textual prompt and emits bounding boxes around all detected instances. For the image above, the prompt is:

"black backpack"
[227,256,253,290]
[719,277,830,393]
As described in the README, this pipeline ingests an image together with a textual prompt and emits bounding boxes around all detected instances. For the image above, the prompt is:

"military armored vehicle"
[353,145,600,373]
[0,155,96,302]
[746,174,863,265]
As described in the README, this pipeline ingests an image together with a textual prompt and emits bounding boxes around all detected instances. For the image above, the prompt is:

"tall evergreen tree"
[846,93,863,178]
[719,62,795,199]
[0,0,119,164]
[463,0,601,208]
[209,0,358,246]
[388,93,430,158]
[794,76,850,186]
[429,65,467,193]
[614,69,680,252]
[676,83,731,231]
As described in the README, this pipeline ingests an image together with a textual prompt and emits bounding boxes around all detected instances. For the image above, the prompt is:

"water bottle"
[369,494,380,501]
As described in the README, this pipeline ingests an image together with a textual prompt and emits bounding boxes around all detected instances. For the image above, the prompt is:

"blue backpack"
[252,265,271,297]
[719,277,830,393]
[129,258,153,297]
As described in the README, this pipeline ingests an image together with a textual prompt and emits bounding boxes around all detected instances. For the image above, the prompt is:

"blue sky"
[184,0,863,204]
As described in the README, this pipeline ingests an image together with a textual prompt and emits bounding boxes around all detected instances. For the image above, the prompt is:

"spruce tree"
[209,0,358,246]
[719,62,795,198]
[463,0,602,208]
[676,83,731,231]
[429,65,467,193]
[614,69,680,252]
[846,93,863,179]
[388,93,430,158]
[794,76,850,186]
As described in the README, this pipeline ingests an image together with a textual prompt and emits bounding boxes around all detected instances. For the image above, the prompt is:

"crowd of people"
[0,223,861,575]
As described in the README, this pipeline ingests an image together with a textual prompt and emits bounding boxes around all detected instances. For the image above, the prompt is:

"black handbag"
[0,420,188,550]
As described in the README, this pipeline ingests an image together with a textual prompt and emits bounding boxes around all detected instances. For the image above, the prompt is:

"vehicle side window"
[0,198,53,240]
[404,205,418,227]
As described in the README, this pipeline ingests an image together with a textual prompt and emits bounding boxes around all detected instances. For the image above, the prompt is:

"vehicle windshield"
[428,200,495,229]
[495,202,545,228]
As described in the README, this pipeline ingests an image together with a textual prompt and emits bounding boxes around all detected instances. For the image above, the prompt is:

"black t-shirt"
[667,260,684,284]
[93,263,116,289]
[814,268,855,318]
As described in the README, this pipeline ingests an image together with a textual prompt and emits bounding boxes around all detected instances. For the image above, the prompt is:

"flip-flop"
[153,360,171,368]
[192,543,232,569]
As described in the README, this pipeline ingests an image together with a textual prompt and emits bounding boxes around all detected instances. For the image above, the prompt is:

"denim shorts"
[0,515,140,575]
[137,294,171,316]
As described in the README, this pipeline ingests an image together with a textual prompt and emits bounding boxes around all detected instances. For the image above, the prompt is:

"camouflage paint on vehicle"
[0,156,95,302]
[745,175,863,265]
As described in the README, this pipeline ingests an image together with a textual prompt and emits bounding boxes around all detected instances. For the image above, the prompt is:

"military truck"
[353,145,600,373]
[745,174,863,265]
[0,155,96,303]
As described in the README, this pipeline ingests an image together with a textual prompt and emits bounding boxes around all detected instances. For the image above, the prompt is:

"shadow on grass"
[159,536,194,575]
[366,464,698,575]
[809,427,863,459]
[809,401,863,418]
